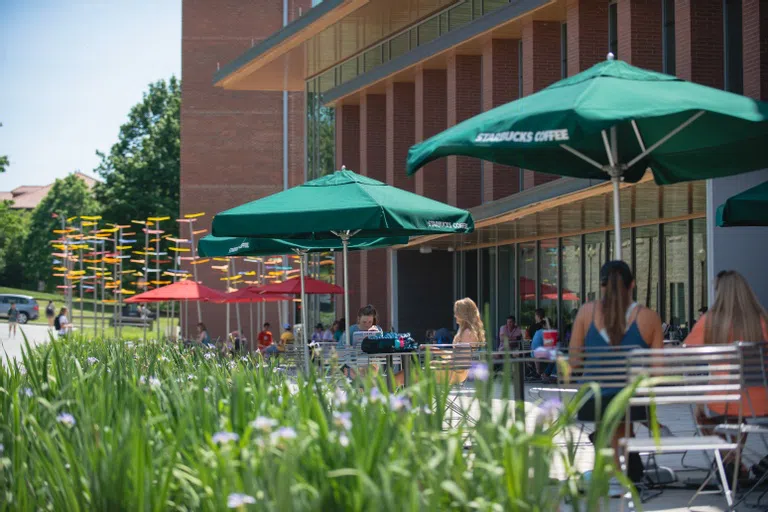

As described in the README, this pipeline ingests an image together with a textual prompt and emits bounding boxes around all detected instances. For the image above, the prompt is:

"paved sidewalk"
[0,322,55,364]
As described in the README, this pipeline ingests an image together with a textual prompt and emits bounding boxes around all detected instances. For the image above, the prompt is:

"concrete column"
[522,20,562,189]
[743,0,768,100]
[617,0,663,71]
[675,0,724,88]
[482,38,521,201]
[415,68,448,202]
[567,0,610,77]
[447,53,482,208]
[386,81,416,192]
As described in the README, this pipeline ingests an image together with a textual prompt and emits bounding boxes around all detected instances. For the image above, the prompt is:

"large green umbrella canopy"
[407,57,768,184]
[198,234,410,257]
[716,180,768,227]
[407,56,768,257]
[211,169,474,239]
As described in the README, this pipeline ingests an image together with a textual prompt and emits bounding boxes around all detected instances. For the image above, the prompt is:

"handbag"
[361,333,418,354]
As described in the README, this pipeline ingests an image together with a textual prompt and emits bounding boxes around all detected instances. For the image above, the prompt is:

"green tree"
[0,122,9,173]
[24,174,100,291]
[94,77,180,232]
[0,201,30,286]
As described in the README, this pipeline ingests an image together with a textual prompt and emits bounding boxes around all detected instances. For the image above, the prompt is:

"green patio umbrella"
[407,54,768,258]
[211,169,474,346]
[716,180,768,227]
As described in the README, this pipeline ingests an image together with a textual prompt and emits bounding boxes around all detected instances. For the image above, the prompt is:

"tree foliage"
[94,77,180,233]
[0,201,29,286]
[0,122,8,173]
[24,174,100,290]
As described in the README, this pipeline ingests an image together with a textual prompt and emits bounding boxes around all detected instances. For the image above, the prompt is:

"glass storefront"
[455,219,706,346]
[306,78,336,181]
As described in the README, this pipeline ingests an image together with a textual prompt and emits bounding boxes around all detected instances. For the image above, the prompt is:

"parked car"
[0,294,40,324]
[121,304,156,319]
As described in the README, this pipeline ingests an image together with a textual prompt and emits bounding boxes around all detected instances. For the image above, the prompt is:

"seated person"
[257,322,277,356]
[322,323,335,342]
[530,317,557,382]
[278,323,295,352]
[348,304,383,346]
[433,327,454,345]
[311,323,325,343]
[197,322,213,347]
[498,315,523,351]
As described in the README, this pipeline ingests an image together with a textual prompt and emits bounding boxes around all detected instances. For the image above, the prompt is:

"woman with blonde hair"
[453,297,486,345]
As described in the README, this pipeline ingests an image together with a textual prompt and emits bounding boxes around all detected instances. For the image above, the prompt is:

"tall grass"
[0,334,642,511]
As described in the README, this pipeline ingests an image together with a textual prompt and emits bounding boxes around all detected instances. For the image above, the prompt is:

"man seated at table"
[278,323,295,352]
[498,315,523,351]
[257,322,277,356]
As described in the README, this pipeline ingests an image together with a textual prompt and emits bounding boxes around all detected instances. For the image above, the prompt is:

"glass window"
[417,16,440,46]
[692,218,708,325]
[561,236,581,344]
[539,239,558,329]
[518,242,536,331]
[608,228,632,262]
[662,0,676,74]
[635,225,659,311]
[608,1,618,58]
[448,1,473,32]
[724,0,743,93]
[480,247,497,342]
[390,32,410,60]
[584,233,607,302]
[464,249,478,306]
[498,244,516,337]
[663,221,689,332]
[561,22,568,78]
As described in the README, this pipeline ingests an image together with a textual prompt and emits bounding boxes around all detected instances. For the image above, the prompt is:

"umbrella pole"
[297,250,310,373]
[603,126,623,261]
[611,176,622,259]
[342,233,351,347]
[249,299,254,352]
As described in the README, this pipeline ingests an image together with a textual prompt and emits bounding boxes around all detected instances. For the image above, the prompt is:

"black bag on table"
[361,333,418,354]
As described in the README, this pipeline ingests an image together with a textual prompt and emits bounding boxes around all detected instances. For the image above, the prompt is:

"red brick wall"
[482,38,521,201]
[567,0,610,77]
[336,104,361,172]
[447,53,482,208]
[522,20,562,188]
[743,0,768,100]
[386,82,416,192]
[675,0,724,88]
[617,0,663,71]
[415,68,448,202]
[182,0,305,339]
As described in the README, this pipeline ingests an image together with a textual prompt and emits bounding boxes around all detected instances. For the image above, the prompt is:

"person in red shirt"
[257,322,277,356]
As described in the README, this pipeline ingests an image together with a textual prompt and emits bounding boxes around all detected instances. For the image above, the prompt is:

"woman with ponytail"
[569,260,663,491]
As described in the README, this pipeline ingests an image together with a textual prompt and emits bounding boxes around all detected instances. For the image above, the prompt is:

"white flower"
[228,361,237,369]
[389,395,410,412]
[139,376,147,385]
[204,352,214,360]
[250,416,278,432]
[149,377,161,388]
[124,342,134,349]
[212,431,240,445]
[332,388,348,406]
[159,356,170,362]
[57,413,76,427]
[339,433,350,447]
[468,363,490,382]
[86,357,98,365]
[333,411,352,431]
[227,493,256,508]
[421,405,433,415]
[241,356,249,362]
[18,364,27,375]
[187,374,195,381]
[21,387,33,397]
[534,398,563,426]
[270,427,297,443]
[203,387,210,393]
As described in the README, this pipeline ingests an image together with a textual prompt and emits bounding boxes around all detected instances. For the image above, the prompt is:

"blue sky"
[0,0,181,190]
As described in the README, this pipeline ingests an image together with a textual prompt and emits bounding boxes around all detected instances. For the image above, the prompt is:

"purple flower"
[270,427,297,443]
[86,357,98,365]
[56,412,76,427]
[212,431,240,445]
[389,394,410,412]
[227,493,256,508]
[369,387,382,403]
[535,398,563,426]
[21,387,33,397]
[333,411,352,431]
[468,363,489,382]
[250,416,278,432]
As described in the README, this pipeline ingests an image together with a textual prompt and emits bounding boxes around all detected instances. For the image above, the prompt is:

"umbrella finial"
[607,52,615,61]
[341,165,347,171]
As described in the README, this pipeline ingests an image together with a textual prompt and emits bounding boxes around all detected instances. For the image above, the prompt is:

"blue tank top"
[583,303,648,396]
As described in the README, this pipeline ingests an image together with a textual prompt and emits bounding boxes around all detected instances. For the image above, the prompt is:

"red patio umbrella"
[259,276,344,295]
[218,286,292,304]
[125,280,226,303]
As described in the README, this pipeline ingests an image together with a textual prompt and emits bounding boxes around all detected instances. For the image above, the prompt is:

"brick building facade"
[185,0,767,339]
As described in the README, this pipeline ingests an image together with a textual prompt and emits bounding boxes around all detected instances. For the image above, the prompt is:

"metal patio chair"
[619,345,744,511]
